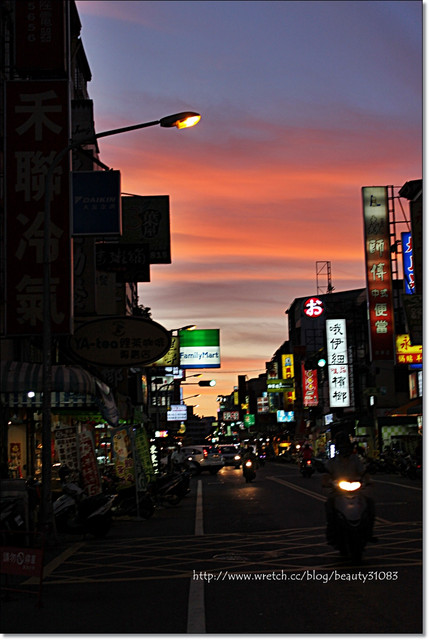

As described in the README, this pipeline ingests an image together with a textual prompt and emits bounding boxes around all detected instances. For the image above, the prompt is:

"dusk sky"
[76,1,422,417]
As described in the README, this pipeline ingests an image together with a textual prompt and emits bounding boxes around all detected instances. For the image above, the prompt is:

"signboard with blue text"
[73,171,121,235]
[401,231,415,294]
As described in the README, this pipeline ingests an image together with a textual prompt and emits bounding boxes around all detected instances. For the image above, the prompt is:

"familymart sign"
[179,329,221,369]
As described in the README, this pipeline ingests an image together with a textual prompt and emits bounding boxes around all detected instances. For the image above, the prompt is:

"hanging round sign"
[68,316,171,366]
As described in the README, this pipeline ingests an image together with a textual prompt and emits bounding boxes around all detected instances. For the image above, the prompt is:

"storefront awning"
[385,397,422,417]
[0,361,119,426]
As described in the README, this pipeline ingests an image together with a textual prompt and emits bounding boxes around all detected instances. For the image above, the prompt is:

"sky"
[75,0,422,417]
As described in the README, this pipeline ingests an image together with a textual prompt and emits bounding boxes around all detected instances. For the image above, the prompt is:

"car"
[218,445,242,468]
[181,445,224,475]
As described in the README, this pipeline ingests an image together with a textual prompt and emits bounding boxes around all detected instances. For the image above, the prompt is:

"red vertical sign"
[5,80,72,335]
[302,364,319,407]
[362,187,395,360]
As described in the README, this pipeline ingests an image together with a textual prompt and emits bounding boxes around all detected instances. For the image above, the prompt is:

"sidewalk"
[1,515,173,634]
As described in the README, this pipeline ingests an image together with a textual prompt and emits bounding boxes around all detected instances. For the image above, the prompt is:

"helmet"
[335,431,352,455]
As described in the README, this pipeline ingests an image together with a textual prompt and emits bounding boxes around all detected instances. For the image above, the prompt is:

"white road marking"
[187,479,206,634]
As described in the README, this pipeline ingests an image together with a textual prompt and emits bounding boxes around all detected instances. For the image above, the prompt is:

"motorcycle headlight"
[338,480,361,492]
[245,460,252,467]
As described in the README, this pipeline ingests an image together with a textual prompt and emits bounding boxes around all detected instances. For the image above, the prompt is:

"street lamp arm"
[73,111,201,145]
[91,119,161,141]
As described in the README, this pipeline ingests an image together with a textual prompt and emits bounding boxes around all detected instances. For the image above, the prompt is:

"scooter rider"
[301,443,313,466]
[323,431,376,544]
[242,446,257,465]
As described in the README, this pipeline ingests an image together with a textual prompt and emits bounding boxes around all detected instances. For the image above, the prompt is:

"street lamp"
[181,380,216,387]
[41,112,201,530]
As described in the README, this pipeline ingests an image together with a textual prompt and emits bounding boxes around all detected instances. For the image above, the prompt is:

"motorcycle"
[326,477,372,563]
[300,458,315,478]
[53,481,116,538]
[395,453,418,479]
[243,459,256,483]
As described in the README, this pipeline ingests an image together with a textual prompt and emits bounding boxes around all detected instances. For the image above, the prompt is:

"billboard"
[326,319,350,408]
[121,196,171,264]
[5,80,72,335]
[401,231,415,295]
[362,186,395,360]
[395,334,422,365]
[72,171,122,235]
[267,379,294,393]
[68,317,171,366]
[302,365,318,407]
[223,411,240,421]
[179,329,220,369]
[281,354,295,379]
[167,405,188,421]
[95,243,150,283]
[15,0,66,74]
[277,410,294,423]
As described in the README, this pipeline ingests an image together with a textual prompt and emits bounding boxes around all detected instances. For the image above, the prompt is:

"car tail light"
[203,449,208,458]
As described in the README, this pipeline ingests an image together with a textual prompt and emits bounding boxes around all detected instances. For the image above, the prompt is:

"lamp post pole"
[40,112,201,531]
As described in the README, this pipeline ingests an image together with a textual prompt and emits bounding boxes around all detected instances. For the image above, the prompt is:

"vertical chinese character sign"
[326,319,350,408]
[401,231,415,295]
[362,186,395,360]
[302,364,318,407]
[5,81,71,335]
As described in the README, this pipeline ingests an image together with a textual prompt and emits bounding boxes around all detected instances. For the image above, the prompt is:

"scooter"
[327,477,372,563]
[53,482,116,538]
[243,459,256,483]
[300,458,315,478]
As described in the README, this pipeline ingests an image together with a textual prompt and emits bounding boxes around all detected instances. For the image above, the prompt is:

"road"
[1,461,422,634]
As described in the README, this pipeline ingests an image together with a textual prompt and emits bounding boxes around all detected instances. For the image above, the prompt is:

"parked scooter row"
[53,480,116,538]
[101,466,191,517]
[370,450,421,478]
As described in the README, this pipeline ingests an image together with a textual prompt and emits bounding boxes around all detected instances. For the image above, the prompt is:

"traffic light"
[198,380,216,387]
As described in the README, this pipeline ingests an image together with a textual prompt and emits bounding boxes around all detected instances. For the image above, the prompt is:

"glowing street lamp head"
[160,111,201,129]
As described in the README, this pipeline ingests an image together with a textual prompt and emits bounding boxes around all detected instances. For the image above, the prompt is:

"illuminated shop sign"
[223,411,240,421]
[362,186,395,360]
[401,231,415,295]
[167,405,188,421]
[326,319,350,408]
[303,297,324,318]
[395,334,422,365]
[257,396,269,414]
[179,329,220,369]
[281,354,294,378]
[267,379,294,393]
[244,414,255,427]
[302,365,318,407]
[277,410,295,423]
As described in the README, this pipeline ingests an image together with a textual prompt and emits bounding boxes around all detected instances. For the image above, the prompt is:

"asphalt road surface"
[1,460,422,634]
